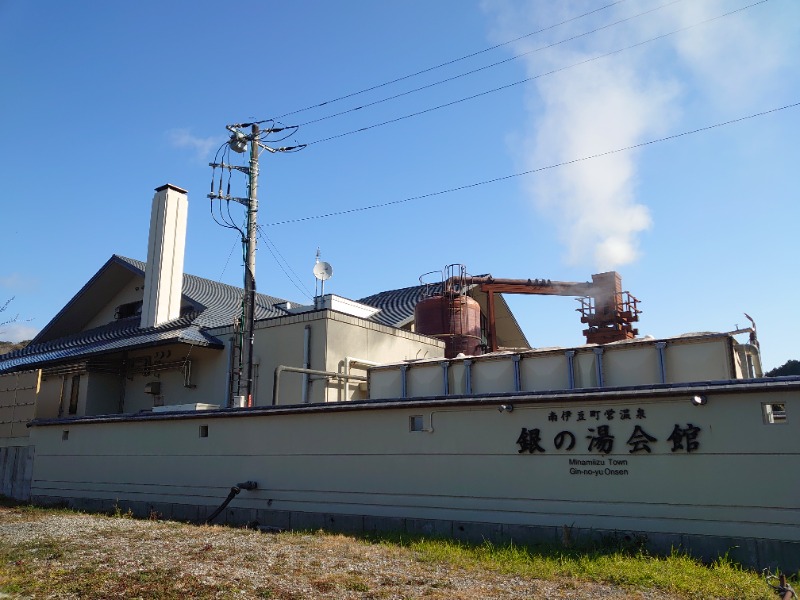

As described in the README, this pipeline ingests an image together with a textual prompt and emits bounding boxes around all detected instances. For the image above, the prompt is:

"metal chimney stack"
[140,184,188,329]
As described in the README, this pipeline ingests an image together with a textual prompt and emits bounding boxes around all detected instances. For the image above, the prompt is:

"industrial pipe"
[205,480,258,524]
[341,356,380,402]
[273,365,366,406]
[301,325,311,403]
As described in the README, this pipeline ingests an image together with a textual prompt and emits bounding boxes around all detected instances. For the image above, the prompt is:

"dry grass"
[0,502,778,599]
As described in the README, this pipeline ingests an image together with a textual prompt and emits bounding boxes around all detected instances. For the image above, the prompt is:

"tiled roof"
[117,256,290,327]
[359,282,447,328]
[0,316,219,373]
[0,255,294,374]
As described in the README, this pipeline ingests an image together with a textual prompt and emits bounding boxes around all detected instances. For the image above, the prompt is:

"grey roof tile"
[0,256,294,374]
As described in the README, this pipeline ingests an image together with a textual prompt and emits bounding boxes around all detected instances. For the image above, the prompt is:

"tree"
[765,360,800,377]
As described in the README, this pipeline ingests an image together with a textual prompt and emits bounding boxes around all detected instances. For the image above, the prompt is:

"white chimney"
[140,184,188,329]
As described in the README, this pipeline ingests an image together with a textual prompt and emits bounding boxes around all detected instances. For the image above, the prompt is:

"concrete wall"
[27,384,800,570]
[0,370,37,500]
[0,370,38,443]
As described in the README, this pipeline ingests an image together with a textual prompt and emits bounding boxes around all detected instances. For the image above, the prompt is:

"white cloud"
[166,128,219,160]
[0,274,38,292]
[0,322,38,343]
[482,0,797,270]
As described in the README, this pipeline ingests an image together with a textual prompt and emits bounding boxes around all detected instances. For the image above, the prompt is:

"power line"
[297,0,683,129]
[273,1,628,122]
[257,227,314,299]
[265,100,799,227]
[303,0,771,147]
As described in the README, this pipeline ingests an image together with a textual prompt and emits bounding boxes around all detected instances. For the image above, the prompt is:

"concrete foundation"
[35,495,800,573]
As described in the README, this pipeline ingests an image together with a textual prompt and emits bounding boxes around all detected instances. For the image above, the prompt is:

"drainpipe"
[512,355,522,392]
[226,335,237,408]
[565,351,576,389]
[655,341,667,384]
[301,325,311,403]
[464,359,473,395]
[593,347,605,388]
[118,351,127,413]
[440,361,450,395]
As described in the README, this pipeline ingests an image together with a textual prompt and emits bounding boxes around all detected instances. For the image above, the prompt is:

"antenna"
[313,261,333,281]
[313,250,333,304]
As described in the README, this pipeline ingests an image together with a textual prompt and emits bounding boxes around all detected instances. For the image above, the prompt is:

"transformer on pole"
[208,121,305,407]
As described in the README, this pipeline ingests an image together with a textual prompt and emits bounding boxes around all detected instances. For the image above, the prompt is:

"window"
[409,415,424,432]
[114,301,142,320]
[763,403,787,424]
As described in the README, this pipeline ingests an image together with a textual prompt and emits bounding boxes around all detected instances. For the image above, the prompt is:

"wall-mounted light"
[691,395,707,406]
[498,404,514,413]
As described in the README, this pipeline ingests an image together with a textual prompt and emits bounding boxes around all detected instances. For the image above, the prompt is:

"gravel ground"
[0,506,686,599]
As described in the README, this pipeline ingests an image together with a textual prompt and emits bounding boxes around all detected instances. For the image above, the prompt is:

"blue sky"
[1,0,798,371]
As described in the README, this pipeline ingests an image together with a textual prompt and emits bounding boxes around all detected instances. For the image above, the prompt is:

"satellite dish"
[313,261,333,281]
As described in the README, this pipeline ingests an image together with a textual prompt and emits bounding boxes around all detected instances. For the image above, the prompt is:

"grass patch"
[0,501,793,599]
[367,532,782,600]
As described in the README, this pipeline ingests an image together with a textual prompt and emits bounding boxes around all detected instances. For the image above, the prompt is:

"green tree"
[765,359,800,377]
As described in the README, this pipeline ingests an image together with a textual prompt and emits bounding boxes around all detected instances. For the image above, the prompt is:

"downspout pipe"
[301,325,311,403]
[565,351,576,389]
[593,347,605,388]
[655,341,667,384]
[512,355,522,392]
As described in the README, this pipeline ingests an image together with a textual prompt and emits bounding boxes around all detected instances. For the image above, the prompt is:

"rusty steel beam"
[470,272,639,349]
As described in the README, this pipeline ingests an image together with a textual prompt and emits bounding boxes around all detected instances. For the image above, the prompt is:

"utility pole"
[208,122,305,407]
[242,123,259,406]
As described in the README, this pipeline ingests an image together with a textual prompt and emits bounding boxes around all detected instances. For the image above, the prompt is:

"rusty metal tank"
[415,293,483,358]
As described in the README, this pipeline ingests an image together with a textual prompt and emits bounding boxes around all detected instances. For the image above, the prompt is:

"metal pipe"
[593,347,604,387]
[341,356,381,402]
[464,359,473,394]
[400,365,408,399]
[655,341,667,384]
[301,325,311,403]
[273,365,366,406]
[512,355,521,392]
[226,336,236,408]
[440,361,450,395]
[565,351,576,389]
